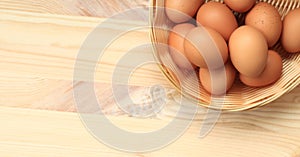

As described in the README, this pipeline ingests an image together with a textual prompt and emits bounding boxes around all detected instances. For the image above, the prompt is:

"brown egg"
[168,23,196,69]
[245,2,282,47]
[281,8,300,53]
[165,0,204,23]
[196,2,238,41]
[184,26,229,69]
[200,62,236,95]
[224,0,256,13]
[240,50,282,87]
[229,26,268,77]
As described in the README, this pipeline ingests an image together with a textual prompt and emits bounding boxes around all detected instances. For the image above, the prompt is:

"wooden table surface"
[1,0,300,156]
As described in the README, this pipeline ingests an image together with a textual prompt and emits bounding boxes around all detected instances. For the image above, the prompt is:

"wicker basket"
[150,0,300,111]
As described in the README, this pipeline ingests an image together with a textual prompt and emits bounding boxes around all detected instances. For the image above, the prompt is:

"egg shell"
[196,2,238,41]
[240,50,282,87]
[245,2,282,47]
[199,62,236,95]
[165,0,204,23]
[168,23,196,69]
[184,26,229,69]
[229,26,268,77]
[224,0,256,13]
[281,8,300,53]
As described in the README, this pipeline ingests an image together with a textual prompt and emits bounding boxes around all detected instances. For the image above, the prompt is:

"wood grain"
[0,0,149,17]
[0,9,172,111]
[0,10,168,85]
[1,1,300,156]
[0,106,300,157]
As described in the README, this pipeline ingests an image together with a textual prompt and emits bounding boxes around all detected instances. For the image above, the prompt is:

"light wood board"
[1,0,300,156]
[0,0,149,17]
[1,106,300,157]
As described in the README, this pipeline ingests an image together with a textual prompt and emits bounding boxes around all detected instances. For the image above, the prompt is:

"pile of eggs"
[166,0,300,95]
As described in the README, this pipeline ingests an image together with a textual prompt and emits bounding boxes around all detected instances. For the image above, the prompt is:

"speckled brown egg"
[240,50,282,87]
[196,1,238,41]
[200,62,236,95]
[168,23,196,69]
[229,26,268,77]
[246,2,282,47]
[184,26,229,69]
[224,0,256,13]
[281,8,300,53]
[165,0,204,23]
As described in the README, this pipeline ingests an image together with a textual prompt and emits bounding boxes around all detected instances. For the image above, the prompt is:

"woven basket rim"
[150,0,300,111]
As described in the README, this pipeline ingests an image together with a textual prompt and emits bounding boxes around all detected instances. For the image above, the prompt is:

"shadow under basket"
[150,0,300,111]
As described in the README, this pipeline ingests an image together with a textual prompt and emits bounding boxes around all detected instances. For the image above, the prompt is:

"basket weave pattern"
[150,0,300,111]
